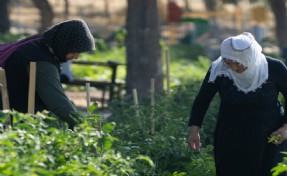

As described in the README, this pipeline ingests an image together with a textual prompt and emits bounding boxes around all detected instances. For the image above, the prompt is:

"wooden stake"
[132,88,141,129]
[151,78,155,106]
[132,88,138,105]
[28,62,36,114]
[0,69,10,111]
[0,68,11,126]
[132,88,139,117]
[165,47,171,97]
[86,82,90,111]
[150,78,155,134]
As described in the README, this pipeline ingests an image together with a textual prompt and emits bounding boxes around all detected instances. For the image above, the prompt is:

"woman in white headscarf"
[187,32,287,176]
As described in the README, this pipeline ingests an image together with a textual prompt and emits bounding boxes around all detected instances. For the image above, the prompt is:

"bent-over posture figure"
[2,19,95,129]
[188,32,287,176]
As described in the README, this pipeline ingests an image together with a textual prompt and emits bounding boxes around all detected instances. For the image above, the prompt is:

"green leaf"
[135,155,154,167]
[102,123,116,133]
[88,102,98,114]
[267,134,281,143]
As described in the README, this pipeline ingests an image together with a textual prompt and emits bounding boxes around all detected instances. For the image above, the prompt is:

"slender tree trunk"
[104,0,110,17]
[31,0,54,33]
[184,0,191,12]
[0,0,10,33]
[269,0,287,51]
[125,0,163,98]
[64,0,69,20]
[203,0,217,11]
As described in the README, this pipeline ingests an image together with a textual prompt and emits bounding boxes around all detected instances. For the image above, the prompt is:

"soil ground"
[65,90,109,111]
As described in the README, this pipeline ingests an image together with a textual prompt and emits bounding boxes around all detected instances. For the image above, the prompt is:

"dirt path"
[65,90,107,110]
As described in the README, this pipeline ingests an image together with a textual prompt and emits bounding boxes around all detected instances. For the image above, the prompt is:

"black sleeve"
[188,68,219,127]
[31,62,78,128]
[274,59,287,123]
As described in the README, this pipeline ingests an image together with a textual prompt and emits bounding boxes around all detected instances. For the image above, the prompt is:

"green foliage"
[72,47,126,82]
[0,33,220,175]
[115,28,127,48]
[168,56,211,86]
[95,38,108,51]
[268,134,282,144]
[107,82,217,175]
[87,101,99,114]
[187,145,216,176]
[170,44,207,61]
[0,33,28,43]
[272,152,287,176]
[0,110,154,175]
[73,38,209,89]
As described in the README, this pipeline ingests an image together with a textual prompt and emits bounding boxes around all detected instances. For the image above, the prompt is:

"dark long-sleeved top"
[189,57,287,127]
[4,38,77,128]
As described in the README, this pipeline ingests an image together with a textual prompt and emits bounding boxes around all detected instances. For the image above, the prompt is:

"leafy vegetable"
[267,134,282,144]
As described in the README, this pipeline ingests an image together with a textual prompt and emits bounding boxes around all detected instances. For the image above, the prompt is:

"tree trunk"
[269,0,287,51]
[203,0,217,11]
[125,0,163,98]
[64,0,69,20]
[104,0,110,17]
[0,0,10,33]
[31,0,54,33]
[184,0,191,12]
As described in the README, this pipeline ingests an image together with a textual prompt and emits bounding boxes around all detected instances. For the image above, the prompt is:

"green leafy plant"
[0,105,154,175]
[107,83,217,174]
[272,152,287,176]
[268,134,282,144]
[0,33,28,44]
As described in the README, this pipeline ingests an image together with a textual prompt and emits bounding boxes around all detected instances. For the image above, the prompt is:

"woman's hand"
[187,125,201,151]
[270,124,287,144]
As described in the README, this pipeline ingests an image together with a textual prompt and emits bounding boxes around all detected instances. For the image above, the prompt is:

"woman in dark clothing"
[3,19,95,129]
[187,32,287,176]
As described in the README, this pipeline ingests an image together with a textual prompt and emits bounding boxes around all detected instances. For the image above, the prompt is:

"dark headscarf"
[41,19,95,62]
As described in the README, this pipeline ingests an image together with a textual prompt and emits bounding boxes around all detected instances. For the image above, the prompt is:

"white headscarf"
[208,32,268,93]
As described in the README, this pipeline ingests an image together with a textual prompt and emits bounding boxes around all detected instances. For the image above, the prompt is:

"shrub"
[0,108,154,175]
[107,82,217,174]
